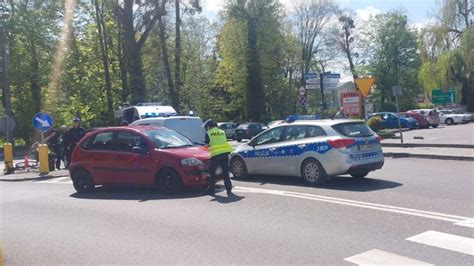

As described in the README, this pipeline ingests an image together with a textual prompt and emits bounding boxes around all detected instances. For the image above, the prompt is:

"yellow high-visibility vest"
[208,127,232,157]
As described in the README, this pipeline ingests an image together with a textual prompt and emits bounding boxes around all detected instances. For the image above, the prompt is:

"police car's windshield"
[143,128,193,149]
[332,122,374,138]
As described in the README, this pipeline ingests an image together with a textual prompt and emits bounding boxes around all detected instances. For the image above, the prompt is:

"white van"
[114,104,177,124]
[130,116,205,144]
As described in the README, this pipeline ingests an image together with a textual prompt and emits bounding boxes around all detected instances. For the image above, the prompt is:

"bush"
[367,116,383,132]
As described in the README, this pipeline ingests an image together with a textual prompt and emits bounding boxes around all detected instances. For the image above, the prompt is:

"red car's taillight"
[328,139,355,149]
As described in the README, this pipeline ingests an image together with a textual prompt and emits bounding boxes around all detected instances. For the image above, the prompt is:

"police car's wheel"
[72,168,95,194]
[230,157,247,179]
[351,172,369,179]
[158,168,183,194]
[301,158,326,186]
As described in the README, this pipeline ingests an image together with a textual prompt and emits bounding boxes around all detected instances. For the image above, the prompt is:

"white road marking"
[455,219,474,228]
[344,249,433,265]
[37,176,72,184]
[407,231,474,256]
[233,186,473,223]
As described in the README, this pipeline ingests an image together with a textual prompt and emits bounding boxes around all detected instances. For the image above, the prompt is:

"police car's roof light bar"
[286,115,321,123]
[144,112,177,118]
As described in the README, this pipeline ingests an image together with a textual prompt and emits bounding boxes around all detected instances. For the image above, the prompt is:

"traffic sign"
[392,86,403,97]
[32,112,53,132]
[304,72,319,84]
[299,96,307,107]
[298,87,306,96]
[340,91,362,117]
[432,89,455,104]
[354,77,374,97]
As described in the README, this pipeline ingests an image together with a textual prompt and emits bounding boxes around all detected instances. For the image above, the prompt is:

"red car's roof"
[85,126,165,135]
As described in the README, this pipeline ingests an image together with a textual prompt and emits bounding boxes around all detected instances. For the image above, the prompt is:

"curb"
[382,143,474,149]
[384,152,474,161]
[0,174,69,182]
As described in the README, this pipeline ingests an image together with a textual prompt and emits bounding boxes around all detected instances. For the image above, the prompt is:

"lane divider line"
[344,249,433,266]
[407,230,474,256]
[233,186,473,223]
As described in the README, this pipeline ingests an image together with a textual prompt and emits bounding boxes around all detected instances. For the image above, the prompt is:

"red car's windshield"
[143,128,193,149]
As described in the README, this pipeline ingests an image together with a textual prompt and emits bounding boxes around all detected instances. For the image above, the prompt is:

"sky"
[201,0,439,27]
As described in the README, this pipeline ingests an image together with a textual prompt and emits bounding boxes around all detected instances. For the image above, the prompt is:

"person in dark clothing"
[65,117,85,167]
[59,125,69,167]
[203,119,233,196]
[45,127,62,170]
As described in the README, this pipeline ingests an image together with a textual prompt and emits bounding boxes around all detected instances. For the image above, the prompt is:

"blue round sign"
[32,112,53,132]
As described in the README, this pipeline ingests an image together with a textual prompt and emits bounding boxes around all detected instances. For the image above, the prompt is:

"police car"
[229,117,384,186]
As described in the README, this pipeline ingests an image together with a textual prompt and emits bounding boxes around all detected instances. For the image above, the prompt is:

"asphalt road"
[1,158,473,265]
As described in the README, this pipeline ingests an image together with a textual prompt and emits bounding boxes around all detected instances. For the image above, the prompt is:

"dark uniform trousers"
[208,152,232,192]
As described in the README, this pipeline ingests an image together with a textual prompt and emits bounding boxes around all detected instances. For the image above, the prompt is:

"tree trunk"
[94,0,114,125]
[246,18,265,121]
[30,40,41,112]
[117,1,128,104]
[157,15,177,109]
[119,0,146,104]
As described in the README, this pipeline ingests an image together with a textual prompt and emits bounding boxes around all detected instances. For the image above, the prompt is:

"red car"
[402,112,429,129]
[69,126,210,194]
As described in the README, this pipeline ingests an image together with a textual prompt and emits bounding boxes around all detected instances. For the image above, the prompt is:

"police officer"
[65,117,85,167]
[203,119,233,196]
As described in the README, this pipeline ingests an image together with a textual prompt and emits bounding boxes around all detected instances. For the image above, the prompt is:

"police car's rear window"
[332,122,374,138]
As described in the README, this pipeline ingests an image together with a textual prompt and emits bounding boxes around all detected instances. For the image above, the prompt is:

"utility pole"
[0,10,13,143]
[319,72,326,119]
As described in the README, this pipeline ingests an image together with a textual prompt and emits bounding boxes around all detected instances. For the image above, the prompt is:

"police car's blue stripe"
[239,141,332,159]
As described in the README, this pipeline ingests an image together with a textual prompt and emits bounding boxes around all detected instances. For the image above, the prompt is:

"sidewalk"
[0,168,69,182]
[383,147,474,161]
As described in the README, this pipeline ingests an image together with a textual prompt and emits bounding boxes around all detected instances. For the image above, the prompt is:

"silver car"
[229,119,384,186]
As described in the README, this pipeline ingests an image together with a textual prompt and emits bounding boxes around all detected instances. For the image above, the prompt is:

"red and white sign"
[340,91,362,117]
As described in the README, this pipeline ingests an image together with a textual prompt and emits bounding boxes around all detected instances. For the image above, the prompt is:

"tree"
[224,0,284,121]
[92,0,113,124]
[115,0,165,104]
[7,0,59,143]
[418,0,473,110]
[293,0,338,83]
[368,11,420,110]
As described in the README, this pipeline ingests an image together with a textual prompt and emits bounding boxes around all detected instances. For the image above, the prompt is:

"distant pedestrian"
[333,107,348,119]
[65,118,85,167]
[203,119,233,196]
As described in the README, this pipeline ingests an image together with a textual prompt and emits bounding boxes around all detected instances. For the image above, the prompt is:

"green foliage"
[367,116,383,132]
[367,10,421,112]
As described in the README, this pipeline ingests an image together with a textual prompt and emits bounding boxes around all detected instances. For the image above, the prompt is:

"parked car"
[234,123,268,142]
[217,122,238,139]
[368,112,418,129]
[408,109,440,128]
[69,126,210,194]
[401,112,429,129]
[130,116,205,144]
[438,110,470,125]
[453,110,474,122]
[230,119,383,186]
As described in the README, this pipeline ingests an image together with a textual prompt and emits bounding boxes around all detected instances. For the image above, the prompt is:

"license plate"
[358,144,373,151]
[236,130,244,133]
